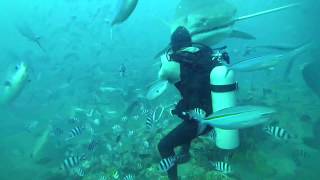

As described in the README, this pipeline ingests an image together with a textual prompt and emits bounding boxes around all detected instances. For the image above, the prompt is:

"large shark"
[155,0,300,58]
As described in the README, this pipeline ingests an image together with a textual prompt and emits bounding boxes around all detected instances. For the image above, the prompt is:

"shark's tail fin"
[283,41,313,81]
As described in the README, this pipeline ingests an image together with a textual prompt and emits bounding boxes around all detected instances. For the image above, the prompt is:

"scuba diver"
[157,26,230,180]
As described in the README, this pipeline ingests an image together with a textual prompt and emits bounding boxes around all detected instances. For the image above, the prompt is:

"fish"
[146,116,155,130]
[155,1,300,58]
[112,170,119,179]
[243,44,299,57]
[210,161,232,174]
[60,154,86,171]
[299,114,312,123]
[159,156,177,172]
[189,106,275,129]
[123,174,134,180]
[146,106,164,131]
[52,127,64,136]
[228,42,312,73]
[98,175,108,180]
[74,167,85,177]
[0,62,29,106]
[146,80,168,100]
[15,22,46,53]
[302,60,320,98]
[207,129,216,141]
[24,121,39,133]
[30,126,51,159]
[263,125,294,141]
[68,117,80,124]
[111,0,138,26]
[128,130,134,137]
[112,124,123,134]
[119,63,126,78]
[115,135,122,143]
[87,139,99,152]
[65,126,85,141]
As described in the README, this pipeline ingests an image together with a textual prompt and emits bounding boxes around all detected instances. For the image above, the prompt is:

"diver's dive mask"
[166,43,213,66]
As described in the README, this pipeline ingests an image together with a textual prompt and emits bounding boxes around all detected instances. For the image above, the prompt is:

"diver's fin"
[230,30,256,40]
[234,3,301,22]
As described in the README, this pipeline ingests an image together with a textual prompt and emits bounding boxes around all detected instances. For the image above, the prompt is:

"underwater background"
[0,0,319,179]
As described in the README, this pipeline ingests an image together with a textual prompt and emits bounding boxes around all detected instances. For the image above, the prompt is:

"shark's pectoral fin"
[231,30,256,40]
[154,45,170,59]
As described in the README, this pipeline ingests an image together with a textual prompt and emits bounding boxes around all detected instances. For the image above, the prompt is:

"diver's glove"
[171,108,191,121]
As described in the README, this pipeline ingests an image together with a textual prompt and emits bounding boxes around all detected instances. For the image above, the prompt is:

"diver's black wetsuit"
[158,42,217,180]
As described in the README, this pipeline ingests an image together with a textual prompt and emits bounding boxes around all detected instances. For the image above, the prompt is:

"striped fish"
[65,126,85,141]
[87,139,99,152]
[146,116,155,130]
[74,167,85,177]
[98,175,107,180]
[207,129,216,141]
[69,117,80,124]
[60,154,86,171]
[211,161,232,174]
[146,106,164,131]
[159,156,176,172]
[264,125,293,140]
[123,174,134,180]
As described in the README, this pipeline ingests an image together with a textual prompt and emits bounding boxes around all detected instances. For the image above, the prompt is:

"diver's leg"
[158,121,198,180]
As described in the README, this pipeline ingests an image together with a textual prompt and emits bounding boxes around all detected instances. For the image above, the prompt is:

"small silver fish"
[146,80,168,100]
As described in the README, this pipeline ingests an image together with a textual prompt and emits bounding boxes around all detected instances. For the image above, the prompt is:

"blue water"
[0,0,319,179]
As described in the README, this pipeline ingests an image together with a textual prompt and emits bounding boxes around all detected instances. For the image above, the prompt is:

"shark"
[111,0,138,26]
[226,42,312,73]
[16,22,46,53]
[0,62,29,106]
[155,0,300,58]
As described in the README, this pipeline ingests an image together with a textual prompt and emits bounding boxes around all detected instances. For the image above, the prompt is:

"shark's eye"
[15,65,19,70]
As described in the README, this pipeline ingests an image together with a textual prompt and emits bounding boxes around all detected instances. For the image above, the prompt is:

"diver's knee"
[158,138,170,153]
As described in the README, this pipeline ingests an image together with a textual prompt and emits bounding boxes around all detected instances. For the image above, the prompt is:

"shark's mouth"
[190,22,234,36]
